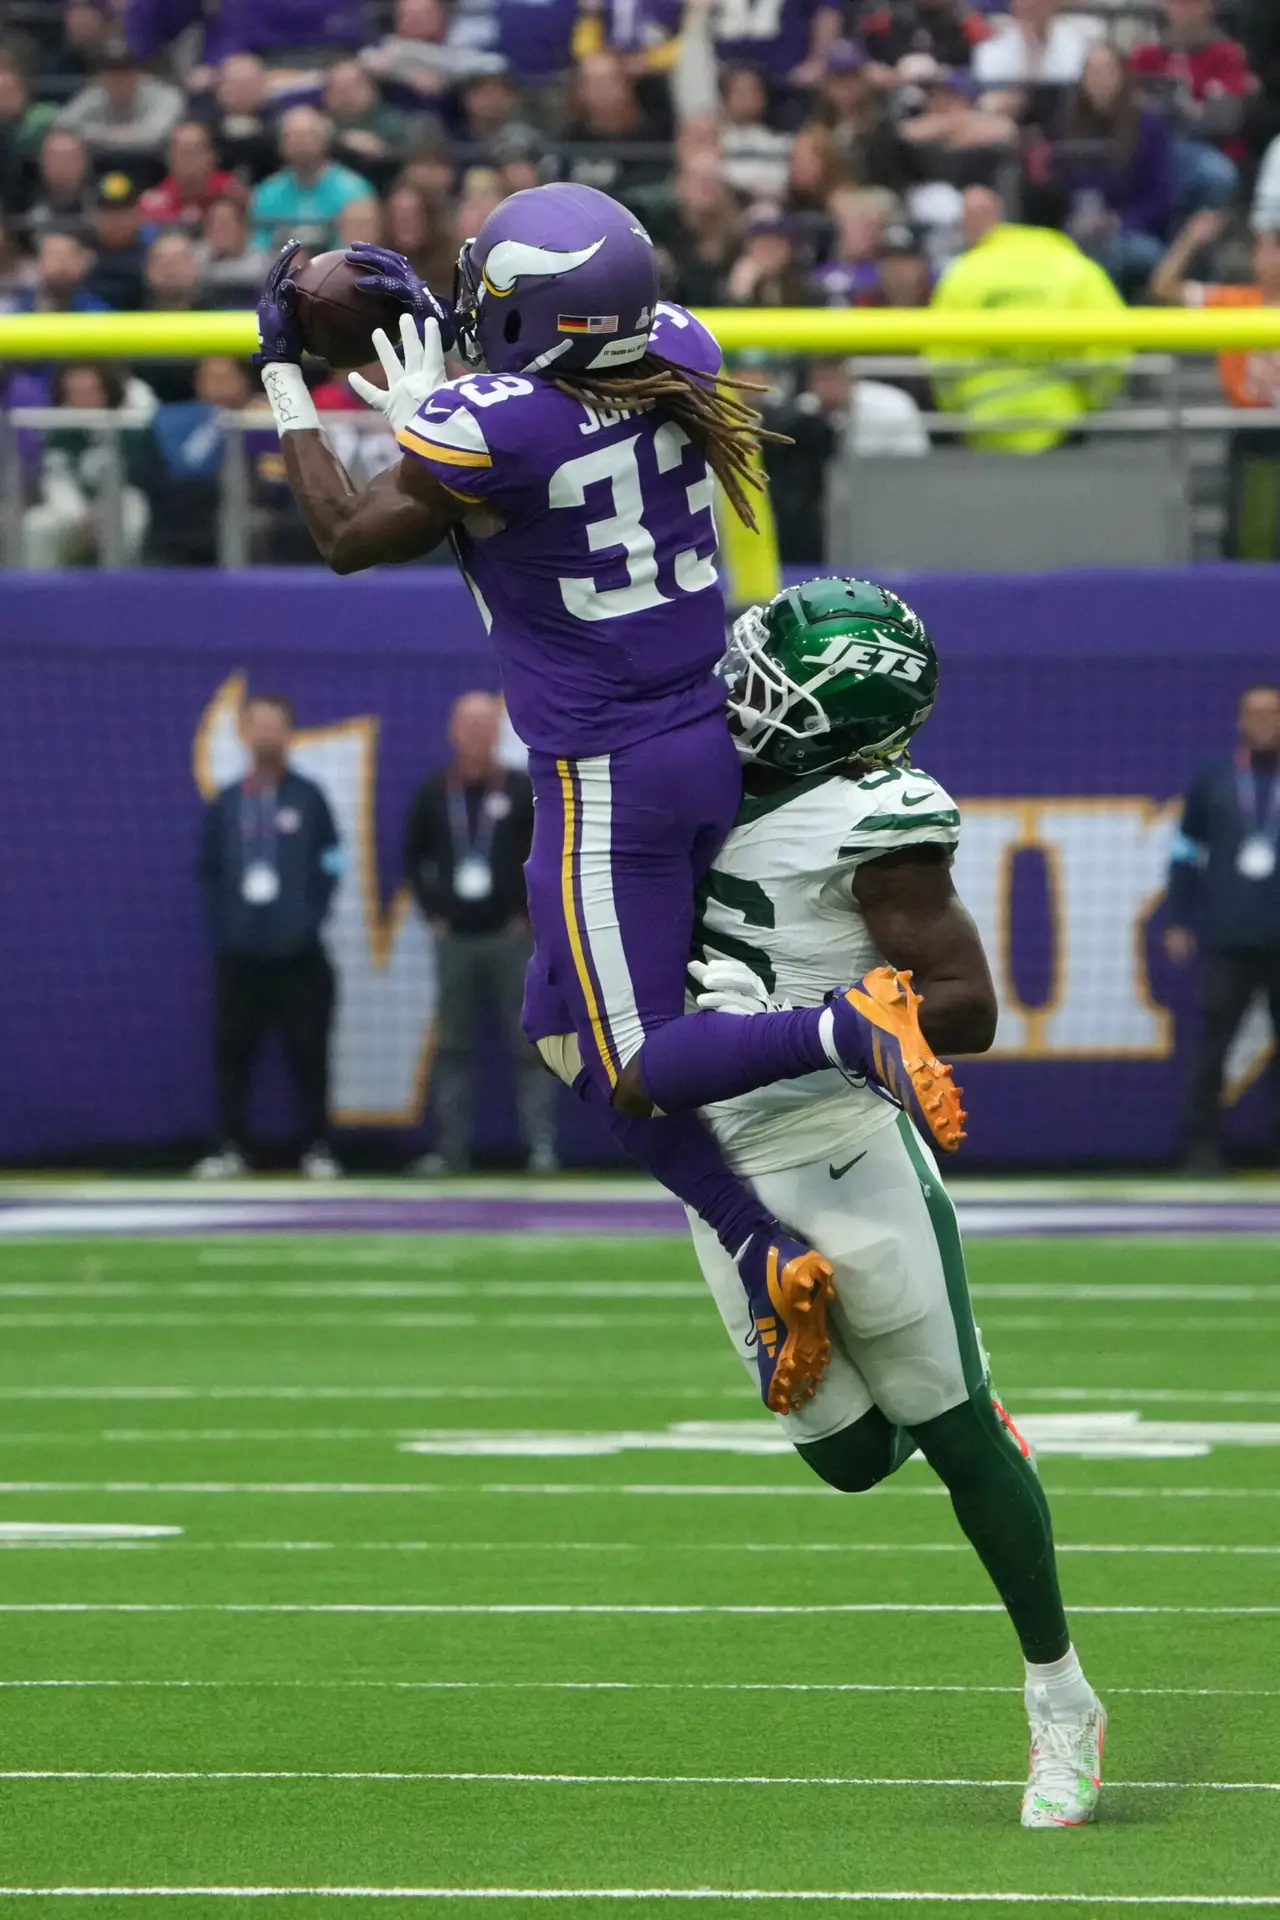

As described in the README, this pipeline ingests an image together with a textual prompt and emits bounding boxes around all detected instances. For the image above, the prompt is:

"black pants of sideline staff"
[1185,946,1280,1156]
[214,949,335,1152]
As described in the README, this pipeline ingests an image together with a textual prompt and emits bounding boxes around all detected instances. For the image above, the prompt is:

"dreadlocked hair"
[554,352,789,532]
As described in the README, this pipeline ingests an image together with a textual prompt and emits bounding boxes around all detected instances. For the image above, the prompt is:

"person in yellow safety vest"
[929,184,1128,454]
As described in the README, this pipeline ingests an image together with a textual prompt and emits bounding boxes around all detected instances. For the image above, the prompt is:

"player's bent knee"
[611,1057,655,1117]
[535,1034,583,1088]
[795,1408,899,1493]
[534,1032,657,1114]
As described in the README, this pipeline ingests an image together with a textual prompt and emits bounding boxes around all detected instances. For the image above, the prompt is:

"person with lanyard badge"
[242,784,282,908]
[194,693,344,1180]
[451,774,500,909]
[1166,682,1280,1171]
[403,691,555,1176]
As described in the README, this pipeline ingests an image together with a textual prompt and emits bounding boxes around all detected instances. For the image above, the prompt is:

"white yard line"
[0,1679,1271,1698]
[0,1525,179,1541]
[3,1311,1277,1336]
[975,1318,1280,1334]
[0,1284,719,1303]
[1008,1390,1280,1405]
[0,1314,718,1332]
[0,1282,1277,1302]
[971,1313,1280,1328]
[5,1537,1277,1557]
[0,1892,1275,1907]
[477,1483,1280,1498]
[0,1893,1276,1908]
[0,1388,751,1402]
[1,1385,1278,1403]
[97,1431,416,1444]
[0,1769,1274,1791]
[974,1286,1280,1302]
[0,1480,1228,1499]
[0,1479,1277,1498]
[0,1602,1275,1616]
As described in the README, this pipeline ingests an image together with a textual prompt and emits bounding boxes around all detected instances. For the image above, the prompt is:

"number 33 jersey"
[397,302,729,759]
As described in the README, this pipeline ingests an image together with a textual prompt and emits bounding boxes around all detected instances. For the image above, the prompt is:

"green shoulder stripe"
[839,809,961,853]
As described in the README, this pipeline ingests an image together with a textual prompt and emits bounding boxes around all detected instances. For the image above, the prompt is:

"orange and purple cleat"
[736,1227,836,1416]
[825,967,968,1154]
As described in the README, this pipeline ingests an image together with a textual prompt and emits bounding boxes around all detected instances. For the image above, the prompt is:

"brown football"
[292,250,406,371]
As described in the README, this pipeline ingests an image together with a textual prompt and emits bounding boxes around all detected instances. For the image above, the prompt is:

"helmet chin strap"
[524,339,574,373]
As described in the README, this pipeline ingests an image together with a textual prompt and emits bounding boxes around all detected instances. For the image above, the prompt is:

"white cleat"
[191,1148,247,1180]
[299,1144,342,1180]
[1021,1689,1106,1828]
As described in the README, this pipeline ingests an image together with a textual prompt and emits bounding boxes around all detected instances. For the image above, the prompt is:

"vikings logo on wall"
[190,673,1271,1128]
[192,673,436,1126]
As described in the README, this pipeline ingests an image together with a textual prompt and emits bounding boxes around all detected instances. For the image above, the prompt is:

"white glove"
[348,311,447,435]
[689,958,788,1016]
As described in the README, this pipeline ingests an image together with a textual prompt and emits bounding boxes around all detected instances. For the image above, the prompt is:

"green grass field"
[0,1221,1276,1917]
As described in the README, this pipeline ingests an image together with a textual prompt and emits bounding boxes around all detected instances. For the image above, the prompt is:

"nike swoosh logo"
[902,791,933,807]
[828,1152,867,1180]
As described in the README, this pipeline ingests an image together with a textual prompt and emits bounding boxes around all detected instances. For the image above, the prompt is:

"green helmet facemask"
[718,576,940,777]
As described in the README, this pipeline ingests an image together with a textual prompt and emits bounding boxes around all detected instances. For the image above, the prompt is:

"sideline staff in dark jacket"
[194,693,342,1178]
[403,690,555,1174]
[1166,682,1280,1168]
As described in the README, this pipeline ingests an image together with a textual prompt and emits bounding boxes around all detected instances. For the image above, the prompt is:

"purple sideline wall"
[0,566,1276,1167]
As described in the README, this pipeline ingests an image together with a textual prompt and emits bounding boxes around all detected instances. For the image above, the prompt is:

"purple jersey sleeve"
[649,301,723,379]
[397,373,541,511]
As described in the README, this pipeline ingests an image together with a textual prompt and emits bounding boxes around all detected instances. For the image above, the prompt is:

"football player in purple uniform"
[255,181,963,1417]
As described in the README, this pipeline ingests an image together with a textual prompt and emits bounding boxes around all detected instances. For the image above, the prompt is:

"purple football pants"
[521,711,742,1086]
[521,712,776,1256]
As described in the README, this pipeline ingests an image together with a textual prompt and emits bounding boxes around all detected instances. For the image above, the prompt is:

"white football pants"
[687,1112,988,1442]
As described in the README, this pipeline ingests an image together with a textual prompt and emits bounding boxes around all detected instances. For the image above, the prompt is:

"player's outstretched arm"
[255,243,463,573]
[853,847,998,1055]
[279,435,461,573]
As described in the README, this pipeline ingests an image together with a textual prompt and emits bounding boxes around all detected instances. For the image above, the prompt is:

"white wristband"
[261,361,320,436]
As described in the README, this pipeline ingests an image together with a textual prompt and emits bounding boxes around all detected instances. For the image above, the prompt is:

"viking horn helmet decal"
[481,236,606,297]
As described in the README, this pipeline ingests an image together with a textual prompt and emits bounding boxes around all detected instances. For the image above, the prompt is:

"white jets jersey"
[693,762,962,1176]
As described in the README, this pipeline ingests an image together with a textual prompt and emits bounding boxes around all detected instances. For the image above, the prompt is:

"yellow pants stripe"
[556,758,619,1088]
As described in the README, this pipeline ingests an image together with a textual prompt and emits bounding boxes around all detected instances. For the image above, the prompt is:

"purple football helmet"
[454,183,659,376]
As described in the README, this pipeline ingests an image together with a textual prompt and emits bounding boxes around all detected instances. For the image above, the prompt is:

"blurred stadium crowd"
[1,0,1280,564]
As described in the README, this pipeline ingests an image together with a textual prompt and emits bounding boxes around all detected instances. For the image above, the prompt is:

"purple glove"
[344,242,458,353]
[254,240,305,369]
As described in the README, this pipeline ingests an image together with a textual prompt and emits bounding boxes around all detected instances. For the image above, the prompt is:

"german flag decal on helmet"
[557,314,619,334]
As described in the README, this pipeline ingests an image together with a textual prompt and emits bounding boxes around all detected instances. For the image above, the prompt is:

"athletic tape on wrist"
[262,362,319,436]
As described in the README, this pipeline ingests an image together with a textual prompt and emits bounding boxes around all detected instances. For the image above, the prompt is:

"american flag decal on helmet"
[557,314,619,334]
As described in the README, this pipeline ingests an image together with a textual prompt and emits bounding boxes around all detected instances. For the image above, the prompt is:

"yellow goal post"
[2,305,1280,358]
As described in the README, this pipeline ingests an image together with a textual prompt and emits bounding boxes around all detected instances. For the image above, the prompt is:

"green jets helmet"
[718,576,939,777]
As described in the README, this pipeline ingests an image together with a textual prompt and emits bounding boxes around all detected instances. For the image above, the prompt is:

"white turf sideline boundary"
[0,1679,1271,1698]
[0,1601,1274,1616]
[9,1539,1280,1558]
[0,1771,1274,1791]
[0,1889,1274,1904]
[0,1894,1276,1908]
[3,1480,1280,1498]
[0,1386,1277,1402]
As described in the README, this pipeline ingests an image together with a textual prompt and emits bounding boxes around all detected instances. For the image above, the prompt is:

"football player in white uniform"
[539,577,1107,1825]
[688,577,1106,1828]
